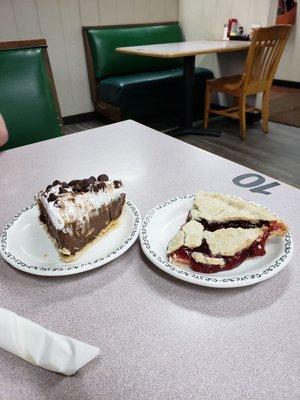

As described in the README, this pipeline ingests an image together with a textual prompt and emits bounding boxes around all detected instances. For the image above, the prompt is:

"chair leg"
[239,95,247,140]
[203,86,211,129]
[262,90,270,134]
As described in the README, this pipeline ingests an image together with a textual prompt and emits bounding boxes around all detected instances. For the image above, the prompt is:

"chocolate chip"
[62,181,69,188]
[73,183,82,192]
[114,180,122,188]
[98,182,106,190]
[48,193,58,202]
[82,187,90,192]
[52,180,61,186]
[89,176,96,184]
[93,185,99,193]
[54,200,60,208]
[81,179,90,189]
[69,179,79,186]
[46,185,52,191]
[59,187,68,194]
[98,174,109,181]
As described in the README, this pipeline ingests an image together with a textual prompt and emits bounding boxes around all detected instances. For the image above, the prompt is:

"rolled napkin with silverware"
[0,307,99,375]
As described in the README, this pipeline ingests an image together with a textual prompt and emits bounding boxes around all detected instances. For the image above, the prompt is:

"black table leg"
[183,55,195,129]
[167,56,222,137]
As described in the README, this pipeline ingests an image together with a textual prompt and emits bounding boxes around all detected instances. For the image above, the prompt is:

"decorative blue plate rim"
[140,194,293,288]
[0,200,141,277]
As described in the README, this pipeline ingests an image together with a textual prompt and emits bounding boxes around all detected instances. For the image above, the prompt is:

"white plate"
[0,201,141,276]
[140,194,293,288]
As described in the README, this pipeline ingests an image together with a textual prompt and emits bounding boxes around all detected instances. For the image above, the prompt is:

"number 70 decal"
[233,173,280,195]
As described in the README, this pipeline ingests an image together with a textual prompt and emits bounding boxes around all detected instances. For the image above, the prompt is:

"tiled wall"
[0,0,179,117]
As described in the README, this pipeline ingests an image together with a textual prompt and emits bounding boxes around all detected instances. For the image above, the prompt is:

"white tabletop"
[0,120,299,400]
[116,40,250,58]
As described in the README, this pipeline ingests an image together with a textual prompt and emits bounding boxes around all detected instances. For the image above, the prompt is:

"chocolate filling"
[38,194,125,256]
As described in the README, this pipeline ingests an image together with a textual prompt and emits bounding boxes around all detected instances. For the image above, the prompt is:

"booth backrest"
[0,40,63,150]
[85,23,183,79]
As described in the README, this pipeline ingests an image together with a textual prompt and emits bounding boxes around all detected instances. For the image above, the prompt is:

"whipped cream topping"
[36,177,124,233]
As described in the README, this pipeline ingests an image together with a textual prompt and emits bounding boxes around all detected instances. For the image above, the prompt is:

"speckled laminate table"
[0,120,299,400]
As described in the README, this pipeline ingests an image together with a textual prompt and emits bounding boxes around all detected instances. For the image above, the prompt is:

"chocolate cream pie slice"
[167,191,288,273]
[36,174,125,262]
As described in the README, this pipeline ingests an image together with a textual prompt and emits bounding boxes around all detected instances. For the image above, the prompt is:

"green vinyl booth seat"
[98,67,213,120]
[0,40,63,151]
[83,23,214,121]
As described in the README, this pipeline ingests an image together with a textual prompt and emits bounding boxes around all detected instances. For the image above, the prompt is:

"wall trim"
[63,112,108,125]
[63,105,262,126]
[273,79,300,89]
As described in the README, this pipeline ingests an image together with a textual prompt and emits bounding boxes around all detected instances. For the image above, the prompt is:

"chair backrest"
[242,25,292,93]
[0,40,63,151]
[83,22,183,80]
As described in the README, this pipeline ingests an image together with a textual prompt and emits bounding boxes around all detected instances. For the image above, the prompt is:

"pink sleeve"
[0,115,9,147]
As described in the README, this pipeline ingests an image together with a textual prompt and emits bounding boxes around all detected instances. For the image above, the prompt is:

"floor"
[64,87,300,189]
[181,118,300,188]
[270,85,300,101]
[269,86,300,127]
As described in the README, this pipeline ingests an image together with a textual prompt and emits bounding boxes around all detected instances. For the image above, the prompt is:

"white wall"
[179,0,299,82]
[0,0,179,117]
[275,3,300,81]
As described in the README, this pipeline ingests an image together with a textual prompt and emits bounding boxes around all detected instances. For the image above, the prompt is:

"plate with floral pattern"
[0,200,141,276]
[140,194,293,288]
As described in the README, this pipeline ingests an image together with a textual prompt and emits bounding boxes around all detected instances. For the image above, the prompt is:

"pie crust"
[167,190,288,273]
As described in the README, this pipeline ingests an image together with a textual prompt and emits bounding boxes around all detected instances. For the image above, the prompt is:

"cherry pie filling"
[186,216,268,231]
[169,220,283,274]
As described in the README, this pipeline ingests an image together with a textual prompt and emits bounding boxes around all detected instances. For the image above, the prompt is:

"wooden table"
[0,120,298,400]
[116,40,250,136]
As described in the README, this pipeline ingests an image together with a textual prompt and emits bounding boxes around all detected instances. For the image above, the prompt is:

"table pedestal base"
[166,126,222,137]
[169,55,222,138]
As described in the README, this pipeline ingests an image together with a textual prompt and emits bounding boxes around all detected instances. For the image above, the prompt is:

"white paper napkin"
[0,307,99,375]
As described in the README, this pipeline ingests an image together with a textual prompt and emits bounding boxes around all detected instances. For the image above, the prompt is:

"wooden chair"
[203,25,292,140]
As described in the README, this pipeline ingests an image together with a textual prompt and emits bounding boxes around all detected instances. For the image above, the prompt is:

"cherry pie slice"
[167,191,288,273]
